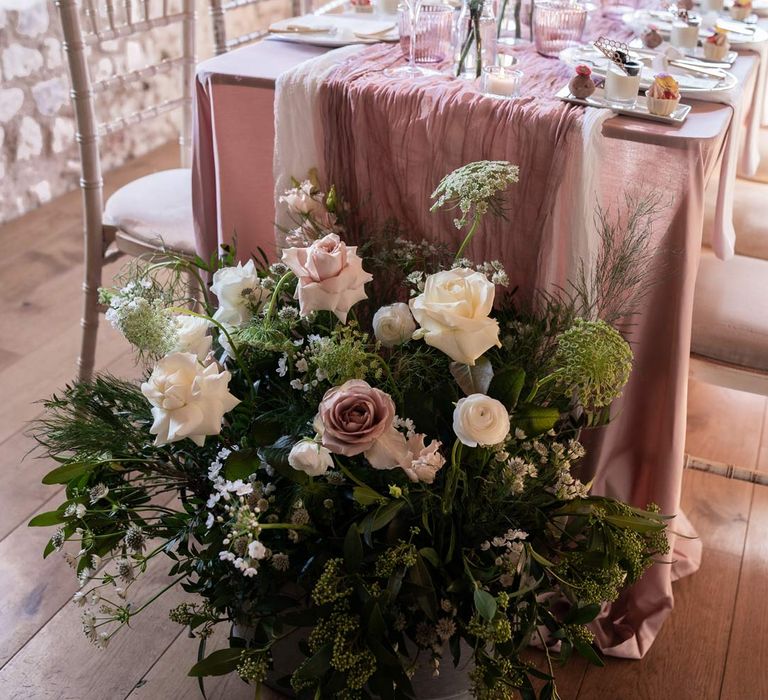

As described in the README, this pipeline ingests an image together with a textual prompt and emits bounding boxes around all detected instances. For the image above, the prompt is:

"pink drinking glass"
[533,0,588,57]
[398,3,454,63]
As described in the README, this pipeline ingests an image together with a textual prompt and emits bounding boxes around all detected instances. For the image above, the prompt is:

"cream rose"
[410,268,501,366]
[282,233,372,322]
[373,303,417,348]
[210,260,264,327]
[288,439,334,477]
[171,316,212,360]
[452,394,510,447]
[141,352,240,446]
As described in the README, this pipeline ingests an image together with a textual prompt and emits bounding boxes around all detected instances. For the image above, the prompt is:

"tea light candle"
[482,66,523,98]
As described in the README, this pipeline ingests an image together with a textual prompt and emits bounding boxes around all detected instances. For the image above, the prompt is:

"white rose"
[410,268,501,366]
[141,352,240,447]
[373,303,417,348]
[171,315,212,360]
[210,260,264,327]
[288,439,334,477]
[452,394,510,447]
[282,233,373,322]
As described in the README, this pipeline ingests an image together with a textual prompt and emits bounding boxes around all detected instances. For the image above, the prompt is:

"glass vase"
[532,0,587,57]
[454,0,498,79]
[398,3,454,63]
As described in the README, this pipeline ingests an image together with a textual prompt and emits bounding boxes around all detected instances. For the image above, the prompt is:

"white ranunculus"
[171,315,212,360]
[410,268,501,366]
[373,303,417,348]
[452,394,510,447]
[210,260,264,327]
[288,439,334,477]
[141,352,240,447]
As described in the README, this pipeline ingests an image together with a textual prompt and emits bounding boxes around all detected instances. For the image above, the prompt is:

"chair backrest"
[56,0,196,227]
[208,0,308,55]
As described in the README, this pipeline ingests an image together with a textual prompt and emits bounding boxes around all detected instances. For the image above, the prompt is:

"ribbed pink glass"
[533,0,587,57]
[398,4,454,64]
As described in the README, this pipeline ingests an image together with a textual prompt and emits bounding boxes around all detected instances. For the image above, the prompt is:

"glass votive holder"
[701,0,724,11]
[533,0,588,57]
[398,3,454,64]
[482,65,524,98]
[603,62,642,106]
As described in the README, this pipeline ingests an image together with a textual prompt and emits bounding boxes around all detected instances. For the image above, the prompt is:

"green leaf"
[222,451,260,482]
[28,509,66,527]
[603,514,667,532]
[41,462,91,485]
[565,603,601,625]
[250,420,283,447]
[527,545,556,569]
[488,366,526,410]
[473,588,497,621]
[353,485,385,507]
[574,640,604,667]
[418,547,440,568]
[512,405,561,436]
[344,523,363,573]
[188,647,245,677]
[449,358,494,396]
[368,500,406,533]
[292,643,333,683]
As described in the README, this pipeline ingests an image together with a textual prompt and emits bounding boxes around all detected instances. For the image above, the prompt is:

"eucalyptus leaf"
[450,357,494,396]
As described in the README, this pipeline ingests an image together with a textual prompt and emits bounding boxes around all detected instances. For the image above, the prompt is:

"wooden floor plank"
[577,380,761,700]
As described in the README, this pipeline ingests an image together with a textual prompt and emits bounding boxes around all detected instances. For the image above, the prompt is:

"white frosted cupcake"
[704,29,730,60]
[646,73,681,117]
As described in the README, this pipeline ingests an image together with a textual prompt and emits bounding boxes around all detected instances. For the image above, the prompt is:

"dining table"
[191,3,764,661]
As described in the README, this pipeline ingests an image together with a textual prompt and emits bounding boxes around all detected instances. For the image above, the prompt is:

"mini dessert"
[678,0,695,10]
[730,0,752,19]
[604,56,643,106]
[642,26,663,48]
[671,13,701,50]
[704,27,730,60]
[569,64,596,99]
[702,0,725,12]
[646,72,681,116]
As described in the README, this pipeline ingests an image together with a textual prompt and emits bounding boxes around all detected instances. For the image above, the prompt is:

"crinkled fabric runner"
[312,37,723,659]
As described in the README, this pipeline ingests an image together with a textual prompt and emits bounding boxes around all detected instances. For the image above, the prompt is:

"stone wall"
[0,0,291,225]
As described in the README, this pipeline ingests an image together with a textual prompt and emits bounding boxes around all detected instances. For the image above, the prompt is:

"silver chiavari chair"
[208,0,306,55]
[685,249,768,483]
[55,0,197,382]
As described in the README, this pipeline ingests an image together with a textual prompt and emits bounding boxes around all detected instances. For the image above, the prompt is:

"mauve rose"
[316,379,396,457]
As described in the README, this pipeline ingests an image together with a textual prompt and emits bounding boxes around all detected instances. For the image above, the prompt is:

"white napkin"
[269,15,396,41]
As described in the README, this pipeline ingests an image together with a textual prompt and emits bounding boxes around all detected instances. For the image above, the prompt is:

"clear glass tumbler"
[398,3,454,63]
[532,0,587,57]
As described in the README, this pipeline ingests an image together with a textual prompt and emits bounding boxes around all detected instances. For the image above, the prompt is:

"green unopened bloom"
[553,318,633,408]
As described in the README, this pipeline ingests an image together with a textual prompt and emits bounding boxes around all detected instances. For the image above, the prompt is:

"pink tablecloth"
[190,18,758,662]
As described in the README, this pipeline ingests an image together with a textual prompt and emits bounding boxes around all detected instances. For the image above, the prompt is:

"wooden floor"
[1,141,767,700]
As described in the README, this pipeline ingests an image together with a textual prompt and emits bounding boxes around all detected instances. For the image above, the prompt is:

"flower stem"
[453,213,482,262]
[442,440,463,514]
[266,271,295,321]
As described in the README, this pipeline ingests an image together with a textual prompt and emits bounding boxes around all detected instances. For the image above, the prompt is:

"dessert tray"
[560,44,738,96]
[556,85,691,124]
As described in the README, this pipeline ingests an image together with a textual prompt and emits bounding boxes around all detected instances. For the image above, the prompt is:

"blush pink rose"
[316,379,397,459]
[281,233,373,322]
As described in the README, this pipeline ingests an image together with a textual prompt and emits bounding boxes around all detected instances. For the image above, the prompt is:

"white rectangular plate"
[556,85,691,125]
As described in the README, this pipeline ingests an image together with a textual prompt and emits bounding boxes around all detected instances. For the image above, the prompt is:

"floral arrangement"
[31,162,668,700]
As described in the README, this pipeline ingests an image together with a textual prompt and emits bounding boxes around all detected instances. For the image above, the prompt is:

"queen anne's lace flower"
[430,160,520,229]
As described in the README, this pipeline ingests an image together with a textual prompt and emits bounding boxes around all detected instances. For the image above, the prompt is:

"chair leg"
[77,278,101,383]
